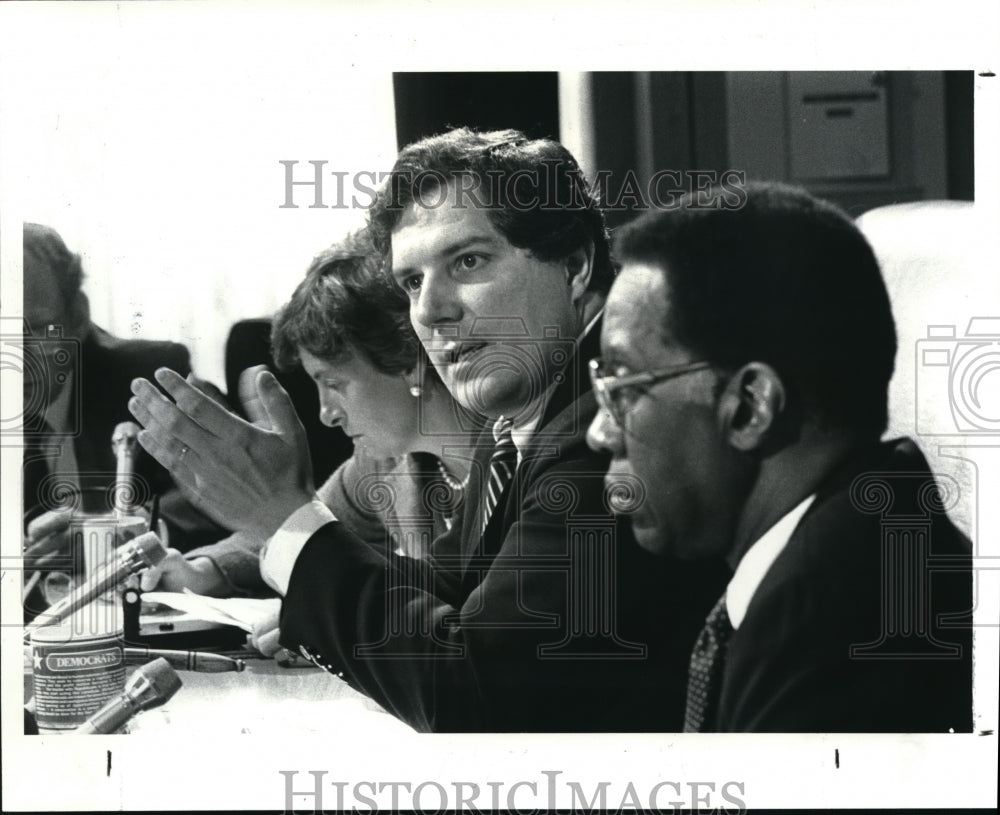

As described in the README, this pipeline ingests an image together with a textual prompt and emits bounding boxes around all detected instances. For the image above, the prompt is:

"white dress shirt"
[724,495,816,630]
[260,497,336,594]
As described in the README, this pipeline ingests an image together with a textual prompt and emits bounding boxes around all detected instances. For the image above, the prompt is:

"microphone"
[75,657,182,734]
[111,421,141,517]
[24,531,167,639]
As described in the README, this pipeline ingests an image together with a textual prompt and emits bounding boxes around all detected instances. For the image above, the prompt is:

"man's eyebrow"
[391,233,500,277]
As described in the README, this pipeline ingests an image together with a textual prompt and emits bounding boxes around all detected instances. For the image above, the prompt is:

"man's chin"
[628,516,670,556]
[629,517,714,562]
[448,369,536,419]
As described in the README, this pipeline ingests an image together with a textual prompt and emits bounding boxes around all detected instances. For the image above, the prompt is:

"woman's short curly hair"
[271,228,420,374]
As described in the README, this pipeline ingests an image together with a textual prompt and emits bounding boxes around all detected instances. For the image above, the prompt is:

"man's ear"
[564,242,594,303]
[716,362,785,452]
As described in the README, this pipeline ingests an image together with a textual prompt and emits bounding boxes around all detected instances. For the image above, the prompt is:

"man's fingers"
[254,626,282,657]
[136,425,240,503]
[251,606,282,655]
[26,508,73,544]
[186,373,231,410]
[238,365,272,426]
[256,370,306,444]
[127,384,158,429]
[140,561,164,591]
[136,427,257,531]
[130,377,219,456]
[23,530,69,559]
[135,427,204,490]
[141,549,184,591]
[153,368,253,440]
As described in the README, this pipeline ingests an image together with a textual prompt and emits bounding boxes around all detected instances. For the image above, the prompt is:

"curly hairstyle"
[271,228,420,375]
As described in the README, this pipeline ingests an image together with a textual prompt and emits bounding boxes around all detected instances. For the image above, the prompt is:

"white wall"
[1,4,397,388]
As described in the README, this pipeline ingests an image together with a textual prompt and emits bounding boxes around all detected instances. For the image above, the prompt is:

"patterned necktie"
[683,592,733,732]
[480,417,516,535]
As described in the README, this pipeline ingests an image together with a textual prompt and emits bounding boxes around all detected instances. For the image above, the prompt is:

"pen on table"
[124,647,245,673]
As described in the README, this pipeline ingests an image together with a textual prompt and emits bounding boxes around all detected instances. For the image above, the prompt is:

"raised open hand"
[129,367,315,540]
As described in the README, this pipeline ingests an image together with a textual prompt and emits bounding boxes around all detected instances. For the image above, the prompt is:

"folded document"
[141,590,280,633]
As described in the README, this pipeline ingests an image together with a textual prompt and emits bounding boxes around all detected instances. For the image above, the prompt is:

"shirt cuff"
[259,497,336,595]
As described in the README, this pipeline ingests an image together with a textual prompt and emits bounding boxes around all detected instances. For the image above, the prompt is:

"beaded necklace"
[436,458,466,530]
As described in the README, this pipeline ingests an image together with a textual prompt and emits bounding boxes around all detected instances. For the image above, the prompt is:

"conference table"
[25,651,416,736]
[125,656,415,736]
[24,597,415,736]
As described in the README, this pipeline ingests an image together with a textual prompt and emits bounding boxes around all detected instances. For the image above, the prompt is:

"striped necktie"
[683,593,733,732]
[481,417,516,535]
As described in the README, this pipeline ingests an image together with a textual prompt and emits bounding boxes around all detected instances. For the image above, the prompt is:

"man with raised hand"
[129,128,723,731]
[586,182,973,732]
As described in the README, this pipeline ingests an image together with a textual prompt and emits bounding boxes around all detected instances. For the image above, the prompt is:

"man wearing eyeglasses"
[129,128,725,732]
[20,224,227,621]
[587,182,973,732]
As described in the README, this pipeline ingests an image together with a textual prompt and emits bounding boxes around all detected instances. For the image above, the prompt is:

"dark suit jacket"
[279,320,727,732]
[715,438,973,732]
[24,325,226,549]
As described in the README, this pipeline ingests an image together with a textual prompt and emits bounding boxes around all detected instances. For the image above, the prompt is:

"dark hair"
[271,228,420,375]
[23,223,84,310]
[613,182,897,439]
[368,127,614,293]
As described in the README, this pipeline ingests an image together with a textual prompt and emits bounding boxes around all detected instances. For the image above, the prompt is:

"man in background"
[22,223,225,617]
[587,183,973,731]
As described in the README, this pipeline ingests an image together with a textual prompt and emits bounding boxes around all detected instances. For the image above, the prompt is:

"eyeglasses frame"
[588,357,713,427]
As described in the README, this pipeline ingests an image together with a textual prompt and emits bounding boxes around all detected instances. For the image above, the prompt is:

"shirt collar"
[725,494,816,630]
[509,389,554,459]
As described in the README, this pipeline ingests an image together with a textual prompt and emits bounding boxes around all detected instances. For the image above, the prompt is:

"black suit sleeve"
[278,436,704,732]
[183,458,390,595]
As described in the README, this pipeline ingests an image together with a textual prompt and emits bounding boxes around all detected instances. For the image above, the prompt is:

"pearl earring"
[408,351,426,398]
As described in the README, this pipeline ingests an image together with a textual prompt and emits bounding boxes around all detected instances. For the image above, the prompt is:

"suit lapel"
[495,316,604,550]
[446,317,604,575]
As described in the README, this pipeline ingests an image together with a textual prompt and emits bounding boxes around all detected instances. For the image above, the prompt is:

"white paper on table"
[141,589,280,633]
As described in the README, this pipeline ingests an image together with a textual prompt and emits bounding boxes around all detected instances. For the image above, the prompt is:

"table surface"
[26,598,415,736]
[125,657,415,736]
[26,647,414,736]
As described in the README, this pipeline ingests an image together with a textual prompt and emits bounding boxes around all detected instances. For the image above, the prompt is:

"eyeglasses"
[589,357,712,427]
